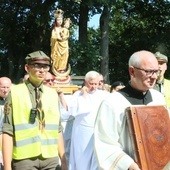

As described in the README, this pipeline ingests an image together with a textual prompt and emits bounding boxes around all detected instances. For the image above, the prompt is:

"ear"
[165,63,167,71]
[25,64,29,73]
[129,66,135,77]
[84,81,87,86]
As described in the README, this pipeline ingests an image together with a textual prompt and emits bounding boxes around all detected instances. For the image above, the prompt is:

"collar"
[127,82,148,97]
[118,82,152,105]
[0,97,5,101]
[0,97,6,105]
[156,79,164,85]
[25,79,44,93]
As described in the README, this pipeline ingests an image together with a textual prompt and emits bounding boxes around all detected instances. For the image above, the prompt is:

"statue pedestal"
[54,75,71,84]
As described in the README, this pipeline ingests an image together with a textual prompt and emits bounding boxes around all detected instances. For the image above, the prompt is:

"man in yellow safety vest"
[2,51,67,170]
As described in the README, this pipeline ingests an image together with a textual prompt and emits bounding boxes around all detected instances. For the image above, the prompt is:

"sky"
[88,14,100,28]
[74,14,100,39]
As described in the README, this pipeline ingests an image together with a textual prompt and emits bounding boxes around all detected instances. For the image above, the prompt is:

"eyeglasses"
[44,79,54,83]
[0,86,10,89]
[29,64,50,71]
[134,67,161,76]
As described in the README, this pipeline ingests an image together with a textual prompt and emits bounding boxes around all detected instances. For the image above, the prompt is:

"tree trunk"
[7,50,14,80]
[79,1,89,44]
[100,5,110,84]
[16,53,25,83]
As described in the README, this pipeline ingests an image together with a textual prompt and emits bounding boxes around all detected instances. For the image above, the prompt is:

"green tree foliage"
[109,0,170,84]
[69,28,101,76]
[1,0,170,84]
[0,0,56,83]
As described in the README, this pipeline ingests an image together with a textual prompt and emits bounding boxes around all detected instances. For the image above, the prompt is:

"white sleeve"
[68,92,91,117]
[94,96,134,170]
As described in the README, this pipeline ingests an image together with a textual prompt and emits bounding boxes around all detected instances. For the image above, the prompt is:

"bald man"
[0,77,12,169]
[0,77,12,104]
[43,72,55,87]
[94,50,166,170]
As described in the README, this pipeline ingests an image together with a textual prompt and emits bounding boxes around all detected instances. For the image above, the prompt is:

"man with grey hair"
[67,71,109,170]
[94,50,166,170]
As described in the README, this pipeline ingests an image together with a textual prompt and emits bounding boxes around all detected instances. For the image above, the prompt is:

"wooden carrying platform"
[125,105,170,170]
[53,84,80,94]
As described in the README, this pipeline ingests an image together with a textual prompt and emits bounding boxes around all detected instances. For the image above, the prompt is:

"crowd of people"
[0,50,169,170]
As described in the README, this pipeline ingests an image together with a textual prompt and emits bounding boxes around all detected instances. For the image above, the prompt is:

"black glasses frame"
[134,67,161,76]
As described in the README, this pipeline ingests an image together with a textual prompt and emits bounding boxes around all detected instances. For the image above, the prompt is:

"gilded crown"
[54,8,64,19]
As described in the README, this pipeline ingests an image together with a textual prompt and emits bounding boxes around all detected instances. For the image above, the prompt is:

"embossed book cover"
[126,105,170,170]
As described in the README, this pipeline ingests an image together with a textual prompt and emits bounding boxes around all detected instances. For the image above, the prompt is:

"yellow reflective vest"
[11,84,60,160]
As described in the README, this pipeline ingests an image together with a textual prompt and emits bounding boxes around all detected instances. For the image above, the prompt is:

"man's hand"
[81,86,88,98]
[129,162,141,170]
[56,87,63,96]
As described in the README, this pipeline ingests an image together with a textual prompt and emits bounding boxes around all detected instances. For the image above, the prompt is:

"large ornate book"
[125,105,170,170]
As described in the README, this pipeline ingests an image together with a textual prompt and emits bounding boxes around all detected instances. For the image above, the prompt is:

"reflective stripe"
[14,123,37,131]
[15,136,40,147]
[15,137,58,147]
[45,124,59,130]
[41,139,58,145]
[15,123,58,131]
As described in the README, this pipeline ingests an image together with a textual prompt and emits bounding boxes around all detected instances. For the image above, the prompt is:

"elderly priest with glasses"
[94,50,168,170]
[2,51,67,170]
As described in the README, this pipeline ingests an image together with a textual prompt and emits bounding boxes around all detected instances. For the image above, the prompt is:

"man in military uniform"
[2,51,67,170]
[153,52,170,108]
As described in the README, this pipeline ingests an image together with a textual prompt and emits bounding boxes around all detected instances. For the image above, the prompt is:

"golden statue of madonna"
[50,8,71,77]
